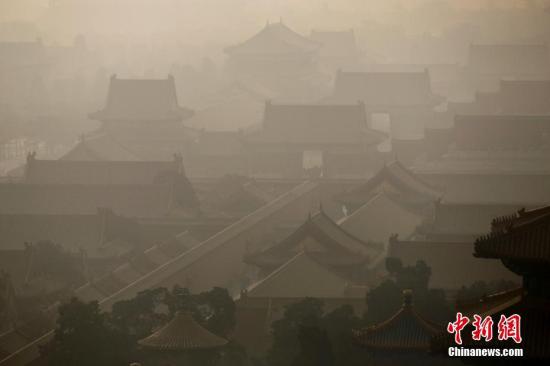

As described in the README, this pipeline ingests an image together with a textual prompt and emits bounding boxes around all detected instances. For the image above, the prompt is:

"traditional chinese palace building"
[224,21,324,97]
[244,102,385,178]
[432,205,550,360]
[354,290,454,365]
[64,75,195,161]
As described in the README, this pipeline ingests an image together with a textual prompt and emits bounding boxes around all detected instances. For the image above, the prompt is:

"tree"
[365,258,452,324]
[292,326,334,366]
[45,298,131,366]
[196,286,236,337]
[268,298,324,366]
[268,300,366,366]
[110,287,171,340]
[322,305,365,366]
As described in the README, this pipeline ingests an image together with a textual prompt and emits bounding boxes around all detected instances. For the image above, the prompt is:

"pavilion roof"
[90,75,193,122]
[354,290,441,351]
[339,160,441,207]
[225,22,320,55]
[138,312,227,351]
[245,210,379,270]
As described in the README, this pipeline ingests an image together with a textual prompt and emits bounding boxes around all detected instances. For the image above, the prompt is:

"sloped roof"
[388,237,518,289]
[354,290,440,351]
[225,22,320,55]
[246,252,360,298]
[456,287,524,317]
[90,75,193,122]
[332,70,442,106]
[0,183,180,217]
[498,80,550,114]
[417,171,550,205]
[246,210,378,271]
[468,44,549,75]
[0,181,320,366]
[24,157,181,185]
[454,114,550,151]
[449,80,550,115]
[246,102,385,146]
[427,202,525,238]
[475,205,550,262]
[138,312,227,350]
[339,192,425,245]
[60,134,140,162]
[340,160,442,207]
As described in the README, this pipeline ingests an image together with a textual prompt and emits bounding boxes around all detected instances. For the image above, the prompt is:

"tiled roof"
[474,205,550,262]
[138,312,227,350]
[455,287,524,317]
[245,252,365,299]
[225,22,320,55]
[339,192,425,245]
[90,75,193,122]
[246,102,385,146]
[24,157,181,185]
[454,115,550,151]
[0,181,320,366]
[468,44,549,75]
[60,134,140,161]
[245,210,379,270]
[419,171,550,206]
[354,290,441,351]
[340,160,441,208]
[0,183,179,217]
[332,70,442,106]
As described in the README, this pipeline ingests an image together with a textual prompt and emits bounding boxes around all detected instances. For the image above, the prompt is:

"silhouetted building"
[354,290,450,365]
[454,115,550,151]
[331,70,443,146]
[224,21,324,97]
[245,102,385,178]
[67,75,196,161]
[0,154,199,218]
[244,209,380,281]
[234,251,367,355]
[339,192,426,248]
[24,154,185,185]
[139,311,227,351]
[464,44,550,92]
[388,236,518,290]
[450,80,550,116]
[339,160,442,212]
[433,206,550,360]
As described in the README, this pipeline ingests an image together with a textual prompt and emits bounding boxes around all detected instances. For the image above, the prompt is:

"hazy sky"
[0,0,546,45]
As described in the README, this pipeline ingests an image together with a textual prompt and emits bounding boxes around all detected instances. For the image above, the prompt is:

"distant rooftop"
[468,44,549,75]
[332,70,442,106]
[90,75,193,122]
[225,21,320,55]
